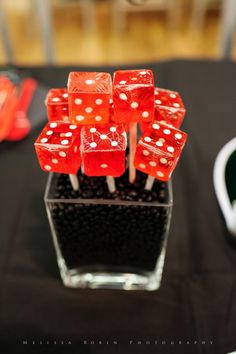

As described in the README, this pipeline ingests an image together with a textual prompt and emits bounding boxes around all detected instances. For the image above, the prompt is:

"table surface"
[0,61,236,354]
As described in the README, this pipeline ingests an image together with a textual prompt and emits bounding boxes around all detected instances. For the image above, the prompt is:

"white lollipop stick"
[144,175,155,191]
[69,174,79,191]
[81,164,84,174]
[129,122,137,183]
[106,176,116,193]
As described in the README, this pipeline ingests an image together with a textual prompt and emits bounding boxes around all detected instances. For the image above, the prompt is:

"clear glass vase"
[44,172,173,291]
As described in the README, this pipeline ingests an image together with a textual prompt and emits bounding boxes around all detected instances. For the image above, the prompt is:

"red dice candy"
[81,124,127,177]
[134,121,187,181]
[34,122,81,174]
[45,88,69,122]
[67,72,112,125]
[154,88,186,128]
[113,70,155,124]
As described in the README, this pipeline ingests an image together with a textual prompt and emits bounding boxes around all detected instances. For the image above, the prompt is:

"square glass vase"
[44,173,173,291]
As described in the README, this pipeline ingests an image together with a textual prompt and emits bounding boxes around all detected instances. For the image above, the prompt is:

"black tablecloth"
[0,61,236,354]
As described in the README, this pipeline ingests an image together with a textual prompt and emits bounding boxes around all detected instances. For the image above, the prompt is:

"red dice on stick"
[113,70,155,124]
[134,121,187,183]
[81,123,127,178]
[34,121,81,190]
[140,87,186,132]
[113,69,155,183]
[46,88,69,122]
[67,72,112,125]
[154,87,186,128]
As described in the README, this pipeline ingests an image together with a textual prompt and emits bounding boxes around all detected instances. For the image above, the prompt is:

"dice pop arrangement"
[35,69,187,290]
[35,69,187,188]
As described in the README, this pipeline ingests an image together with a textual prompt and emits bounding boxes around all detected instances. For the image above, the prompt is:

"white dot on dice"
[101,164,108,168]
[110,127,116,132]
[156,141,163,147]
[90,142,97,148]
[143,150,149,156]
[76,115,85,121]
[52,97,60,102]
[95,116,102,121]
[61,139,69,145]
[155,100,162,105]
[65,132,72,137]
[142,111,149,118]
[44,165,51,171]
[139,163,146,169]
[52,159,58,164]
[85,107,93,113]
[75,98,82,105]
[90,127,96,133]
[173,103,180,108]
[149,161,157,167]
[144,137,151,142]
[95,99,103,105]
[100,134,107,140]
[164,129,171,135]
[85,79,94,85]
[156,171,164,177]
[175,133,182,139]
[160,158,167,164]
[50,122,57,128]
[62,93,68,98]
[167,146,174,152]
[152,123,160,130]
[111,141,118,147]
[170,93,176,98]
[59,151,66,157]
[131,102,139,109]
[46,130,53,136]
[69,125,77,130]
[40,138,48,143]
[119,93,128,101]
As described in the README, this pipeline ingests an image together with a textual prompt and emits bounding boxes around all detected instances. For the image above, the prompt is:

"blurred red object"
[0,77,18,141]
[0,76,37,142]
[7,78,37,141]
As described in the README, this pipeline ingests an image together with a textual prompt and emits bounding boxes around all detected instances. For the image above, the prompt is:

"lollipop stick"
[129,122,137,183]
[106,176,116,193]
[69,174,79,191]
[81,164,84,174]
[144,175,155,191]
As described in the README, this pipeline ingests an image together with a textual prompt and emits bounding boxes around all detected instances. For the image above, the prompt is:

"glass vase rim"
[44,173,173,207]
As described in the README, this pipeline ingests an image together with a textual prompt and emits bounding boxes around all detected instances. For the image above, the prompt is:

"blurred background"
[0,0,236,66]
